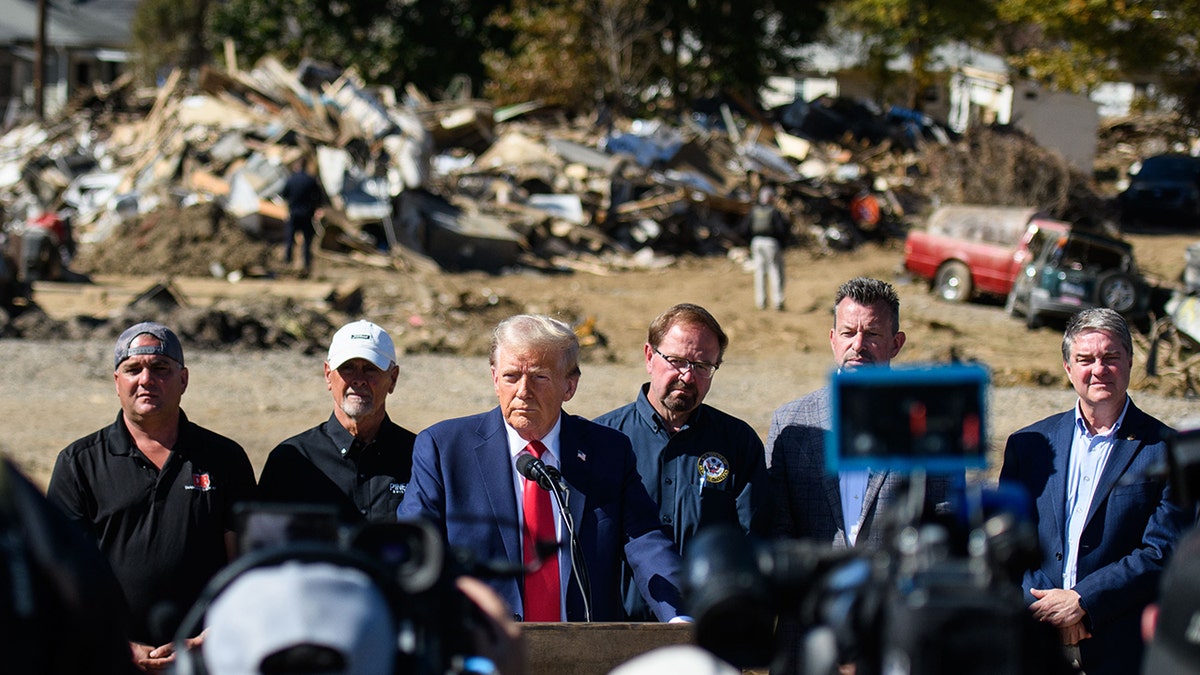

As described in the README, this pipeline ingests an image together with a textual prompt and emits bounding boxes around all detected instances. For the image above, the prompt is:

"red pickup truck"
[903,205,1071,302]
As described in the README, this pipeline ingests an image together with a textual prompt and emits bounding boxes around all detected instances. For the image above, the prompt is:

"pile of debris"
[0,55,1121,351]
[0,57,964,281]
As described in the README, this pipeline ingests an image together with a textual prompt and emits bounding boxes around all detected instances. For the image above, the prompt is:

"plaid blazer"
[765,387,947,549]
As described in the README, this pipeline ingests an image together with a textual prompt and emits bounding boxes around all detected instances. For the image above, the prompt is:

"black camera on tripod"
[174,505,483,675]
[683,364,1070,675]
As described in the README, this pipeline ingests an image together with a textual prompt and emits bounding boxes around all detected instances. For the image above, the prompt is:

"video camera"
[683,364,1070,675]
[1163,424,1200,509]
[174,504,486,675]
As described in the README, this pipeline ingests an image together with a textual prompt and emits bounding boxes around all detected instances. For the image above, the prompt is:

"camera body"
[686,508,1048,675]
[176,505,480,675]
[684,364,1066,675]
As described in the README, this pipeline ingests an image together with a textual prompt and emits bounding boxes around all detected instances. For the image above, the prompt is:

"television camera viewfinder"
[827,363,989,473]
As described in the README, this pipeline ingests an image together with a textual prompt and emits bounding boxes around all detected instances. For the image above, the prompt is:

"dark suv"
[1118,153,1200,226]
[1005,230,1149,328]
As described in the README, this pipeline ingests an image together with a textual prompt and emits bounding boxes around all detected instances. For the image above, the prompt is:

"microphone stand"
[541,465,592,623]
[519,453,593,623]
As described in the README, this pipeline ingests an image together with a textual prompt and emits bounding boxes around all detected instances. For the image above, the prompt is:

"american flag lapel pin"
[577,450,587,462]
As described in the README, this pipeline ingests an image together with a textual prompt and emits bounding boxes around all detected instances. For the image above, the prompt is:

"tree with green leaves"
[206,0,506,95]
[648,0,828,105]
[990,0,1200,124]
[131,0,209,83]
[484,0,828,116]
[826,0,994,110]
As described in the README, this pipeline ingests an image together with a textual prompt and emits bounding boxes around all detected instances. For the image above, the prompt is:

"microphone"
[516,452,562,492]
[516,450,594,621]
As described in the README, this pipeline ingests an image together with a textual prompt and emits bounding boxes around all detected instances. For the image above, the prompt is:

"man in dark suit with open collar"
[399,314,686,622]
[1000,308,1193,675]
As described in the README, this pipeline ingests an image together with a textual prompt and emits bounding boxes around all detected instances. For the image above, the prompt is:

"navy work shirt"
[595,385,768,619]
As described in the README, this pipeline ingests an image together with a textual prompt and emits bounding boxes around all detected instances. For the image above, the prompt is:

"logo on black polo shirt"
[186,472,214,491]
[697,452,730,484]
[389,482,406,495]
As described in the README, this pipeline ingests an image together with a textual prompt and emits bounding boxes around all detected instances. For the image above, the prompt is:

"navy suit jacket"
[999,401,1193,675]
[398,407,685,622]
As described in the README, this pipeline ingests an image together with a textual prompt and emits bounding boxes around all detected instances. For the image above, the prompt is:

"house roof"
[0,0,136,49]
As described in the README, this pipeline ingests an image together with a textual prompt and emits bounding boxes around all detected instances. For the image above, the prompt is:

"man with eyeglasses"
[596,303,768,620]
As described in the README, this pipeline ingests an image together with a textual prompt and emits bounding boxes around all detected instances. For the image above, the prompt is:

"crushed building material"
[3,56,1194,388]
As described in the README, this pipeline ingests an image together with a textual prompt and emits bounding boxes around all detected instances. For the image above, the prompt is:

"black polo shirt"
[257,412,416,524]
[46,410,256,645]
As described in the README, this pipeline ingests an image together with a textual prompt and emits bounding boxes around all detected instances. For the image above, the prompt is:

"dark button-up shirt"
[46,410,256,644]
[596,385,768,618]
[258,413,416,524]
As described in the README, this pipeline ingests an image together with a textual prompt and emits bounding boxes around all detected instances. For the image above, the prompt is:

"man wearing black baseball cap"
[47,321,256,671]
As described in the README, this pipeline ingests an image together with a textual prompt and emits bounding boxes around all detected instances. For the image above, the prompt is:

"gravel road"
[4,337,1196,490]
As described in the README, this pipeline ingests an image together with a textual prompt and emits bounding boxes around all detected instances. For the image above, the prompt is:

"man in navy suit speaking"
[399,314,687,622]
[1000,308,1193,674]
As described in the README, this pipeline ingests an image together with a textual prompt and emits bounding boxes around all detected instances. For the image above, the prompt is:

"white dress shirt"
[840,469,871,547]
[504,420,570,619]
[1062,398,1130,589]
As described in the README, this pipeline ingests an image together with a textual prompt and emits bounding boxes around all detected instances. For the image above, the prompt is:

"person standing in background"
[279,157,324,278]
[739,186,790,311]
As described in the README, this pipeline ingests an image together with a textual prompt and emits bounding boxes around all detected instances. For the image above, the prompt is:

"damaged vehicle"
[904,204,1070,303]
[1005,230,1150,328]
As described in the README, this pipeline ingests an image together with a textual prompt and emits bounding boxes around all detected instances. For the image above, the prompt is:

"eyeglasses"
[652,346,719,378]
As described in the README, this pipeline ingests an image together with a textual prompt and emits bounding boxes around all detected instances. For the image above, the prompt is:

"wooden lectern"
[522,622,693,675]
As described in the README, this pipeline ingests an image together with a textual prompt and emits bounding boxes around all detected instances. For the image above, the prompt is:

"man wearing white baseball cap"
[259,320,417,523]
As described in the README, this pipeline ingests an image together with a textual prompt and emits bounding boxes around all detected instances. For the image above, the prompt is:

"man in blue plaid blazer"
[766,277,950,547]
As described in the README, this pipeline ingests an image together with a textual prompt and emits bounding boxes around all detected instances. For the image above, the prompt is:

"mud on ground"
[3,222,1198,490]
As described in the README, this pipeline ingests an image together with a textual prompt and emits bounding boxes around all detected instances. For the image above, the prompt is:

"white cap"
[202,561,396,675]
[327,320,396,371]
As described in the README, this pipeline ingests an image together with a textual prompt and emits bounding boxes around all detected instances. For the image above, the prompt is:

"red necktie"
[522,440,561,621]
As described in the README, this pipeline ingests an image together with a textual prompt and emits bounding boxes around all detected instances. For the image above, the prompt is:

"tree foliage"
[823,0,1200,122]
[987,0,1200,121]
[208,0,506,95]
[131,0,207,83]
[119,0,1200,126]
[482,0,601,110]
[828,0,994,109]
[485,0,828,116]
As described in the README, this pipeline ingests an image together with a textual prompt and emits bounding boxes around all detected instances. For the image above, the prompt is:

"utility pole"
[34,0,47,119]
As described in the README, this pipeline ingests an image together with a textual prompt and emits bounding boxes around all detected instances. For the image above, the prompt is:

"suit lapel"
[556,414,588,532]
[473,408,522,566]
[854,470,889,546]
[863,470,888,514]
[1047,412,1074,542]
[821,473,847,546]
[1085,405,1145,529]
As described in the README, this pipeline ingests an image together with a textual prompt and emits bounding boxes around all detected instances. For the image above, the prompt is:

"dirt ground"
[4,229,1199,491]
